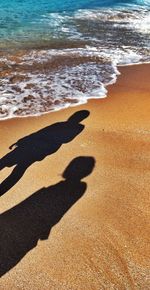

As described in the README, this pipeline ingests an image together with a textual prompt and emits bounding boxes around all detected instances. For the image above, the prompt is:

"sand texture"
[0,64,150,289]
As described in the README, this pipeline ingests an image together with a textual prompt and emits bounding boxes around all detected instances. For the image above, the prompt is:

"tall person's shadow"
[0,110,90,196]
[0,156,95,277]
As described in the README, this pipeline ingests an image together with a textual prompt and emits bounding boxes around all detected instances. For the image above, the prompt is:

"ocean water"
[0,0,150,119]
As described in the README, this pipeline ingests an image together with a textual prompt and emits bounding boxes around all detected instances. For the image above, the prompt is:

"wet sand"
[0,64,150,289]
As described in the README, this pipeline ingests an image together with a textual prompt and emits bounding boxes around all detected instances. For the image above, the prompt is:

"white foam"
[1,44,149,120]
[74,7,147,22]
[0,6,150,120]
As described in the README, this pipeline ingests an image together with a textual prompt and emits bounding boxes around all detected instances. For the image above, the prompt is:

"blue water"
[0,0,150,119]
[0,0,149,47]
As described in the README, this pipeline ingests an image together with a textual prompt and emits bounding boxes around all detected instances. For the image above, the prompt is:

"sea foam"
[0,4,150,119]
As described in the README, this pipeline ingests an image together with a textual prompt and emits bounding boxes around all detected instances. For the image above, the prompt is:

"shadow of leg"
[0,151,17,171]
[0,164,27,196]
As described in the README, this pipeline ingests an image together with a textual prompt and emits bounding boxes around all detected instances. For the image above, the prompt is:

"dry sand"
[0,64,150,289]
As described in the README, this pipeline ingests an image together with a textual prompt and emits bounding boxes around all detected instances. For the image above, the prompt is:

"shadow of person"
[0,110,90,196]
[0,156,95,277]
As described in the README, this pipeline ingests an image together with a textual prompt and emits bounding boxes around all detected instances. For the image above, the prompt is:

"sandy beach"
[0,64,150,289]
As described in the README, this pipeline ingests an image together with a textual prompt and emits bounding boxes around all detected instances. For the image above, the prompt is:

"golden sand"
[0,64,150,289]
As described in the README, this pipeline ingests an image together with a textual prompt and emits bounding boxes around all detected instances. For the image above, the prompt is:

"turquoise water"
[0,0,149,47]
[0,0,150,119]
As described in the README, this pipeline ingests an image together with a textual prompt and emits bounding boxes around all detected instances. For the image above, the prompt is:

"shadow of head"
[67,110,90,125]
[63,156,95,181]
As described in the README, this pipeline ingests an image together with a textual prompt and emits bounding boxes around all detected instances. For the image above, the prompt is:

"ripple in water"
[0,4,150,119]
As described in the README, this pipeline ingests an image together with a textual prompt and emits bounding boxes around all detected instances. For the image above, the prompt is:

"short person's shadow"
[0,110,89,196]
[0,156,95,277]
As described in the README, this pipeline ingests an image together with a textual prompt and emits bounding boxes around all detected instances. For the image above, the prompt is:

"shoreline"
[0,62,149,122]
[0,63,150,289]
